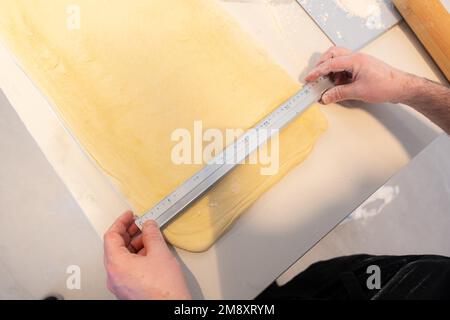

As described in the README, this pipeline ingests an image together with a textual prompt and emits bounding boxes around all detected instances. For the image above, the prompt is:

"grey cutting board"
[298,0,402,50]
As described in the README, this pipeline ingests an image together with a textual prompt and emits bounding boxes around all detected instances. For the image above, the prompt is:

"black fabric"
[256,254,450,300]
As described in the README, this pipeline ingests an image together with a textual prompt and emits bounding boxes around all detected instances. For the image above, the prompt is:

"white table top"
[0,0,447,299]
[278,134,450,286]
[0,90,113,299]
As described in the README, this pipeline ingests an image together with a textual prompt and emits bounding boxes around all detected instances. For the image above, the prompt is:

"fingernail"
[322,94,330,104]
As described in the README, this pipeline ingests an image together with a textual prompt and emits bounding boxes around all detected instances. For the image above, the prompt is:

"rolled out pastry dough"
[0,0,328,252]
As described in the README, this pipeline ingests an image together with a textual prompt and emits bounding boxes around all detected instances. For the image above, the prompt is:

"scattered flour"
[335,0,385,29]
[341,185,401,224]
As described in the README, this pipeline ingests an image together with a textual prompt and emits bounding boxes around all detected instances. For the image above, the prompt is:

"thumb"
[142,220,170,255]
[321,84,356,104]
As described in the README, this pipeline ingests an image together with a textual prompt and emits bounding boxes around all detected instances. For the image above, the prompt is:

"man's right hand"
[305,46,411,105]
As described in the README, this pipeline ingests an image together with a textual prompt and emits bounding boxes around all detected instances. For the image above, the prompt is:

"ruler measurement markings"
[136,76,332,229]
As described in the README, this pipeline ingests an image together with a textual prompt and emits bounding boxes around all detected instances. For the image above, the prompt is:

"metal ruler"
[135,76,333,229]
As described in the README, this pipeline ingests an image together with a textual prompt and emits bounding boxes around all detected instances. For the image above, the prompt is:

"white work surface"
[0,91,113,299]
[278,135,450,286]
[0,1,447,299]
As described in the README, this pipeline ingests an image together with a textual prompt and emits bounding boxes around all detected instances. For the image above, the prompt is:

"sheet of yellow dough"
[0,0,328,252]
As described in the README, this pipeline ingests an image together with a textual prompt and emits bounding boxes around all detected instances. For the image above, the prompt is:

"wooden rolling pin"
[393,0,450,81]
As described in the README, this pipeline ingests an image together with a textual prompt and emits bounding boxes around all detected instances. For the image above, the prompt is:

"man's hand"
[305,46,410,105]
[103,211,192,300]
[306,46,450,134]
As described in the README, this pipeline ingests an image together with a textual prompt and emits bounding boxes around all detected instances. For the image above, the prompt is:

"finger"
[315,46,353,67]
[333,72,352,86]
[104,211,135,259]
[105,211,135,248]
[141,220,170,256]
[107,211,135,237]
[127,220,140,238]
[129,233,144,253]
[321,84,357,104]
[104,229,130,261]
[306,55,354,82]
[305,56,355,82]
[127,244,137,254]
